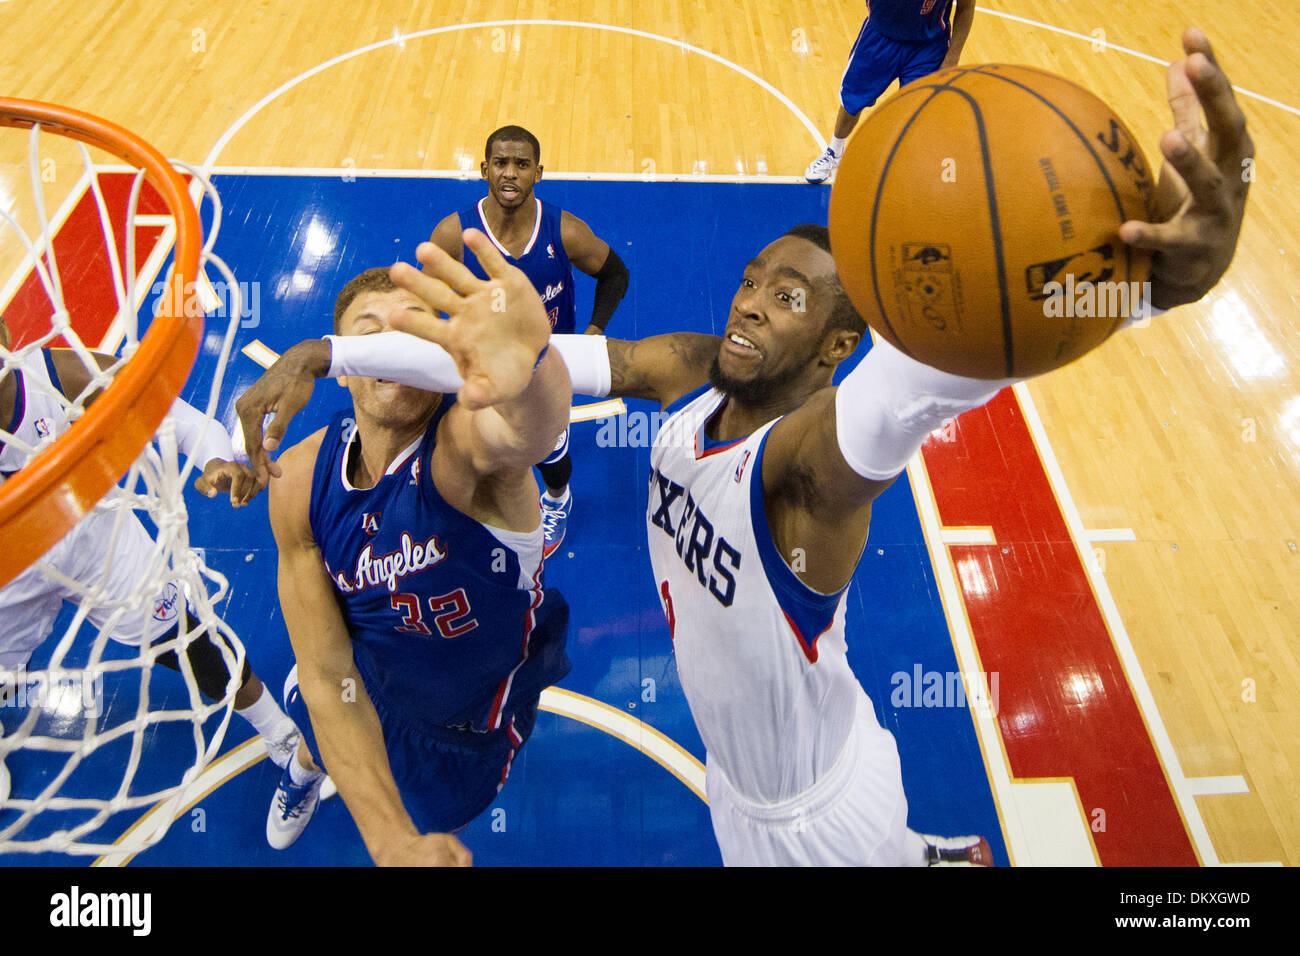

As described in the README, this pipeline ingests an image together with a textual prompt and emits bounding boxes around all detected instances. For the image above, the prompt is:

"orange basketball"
[828,64,1157,379]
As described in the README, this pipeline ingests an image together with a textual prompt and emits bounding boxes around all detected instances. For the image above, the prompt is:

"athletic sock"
[236,685,291,739]
[542,487,571,506]
[830,135,848,157]
[287,746,323,786]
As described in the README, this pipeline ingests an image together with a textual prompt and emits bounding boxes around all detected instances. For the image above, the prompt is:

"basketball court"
[0,1,1295,868]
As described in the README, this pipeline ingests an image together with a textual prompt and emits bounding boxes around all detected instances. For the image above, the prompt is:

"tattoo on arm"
[606,333,718,405]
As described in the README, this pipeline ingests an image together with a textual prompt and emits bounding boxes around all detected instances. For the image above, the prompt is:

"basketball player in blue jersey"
[430,126,630,557]
[805,0,976,183]
[238,30,1250,865]
[257,233,572,865]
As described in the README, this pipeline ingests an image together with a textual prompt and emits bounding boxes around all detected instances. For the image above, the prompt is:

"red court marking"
[4,173,169,349]
[921,390,1197,867]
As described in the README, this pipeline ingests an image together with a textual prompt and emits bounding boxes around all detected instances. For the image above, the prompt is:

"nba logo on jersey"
[410,456,421,485]
[34,418,52,439]
[362,512,381,535]
[547,243,555,258]
[734,450,752,484]
[152,582,181,624]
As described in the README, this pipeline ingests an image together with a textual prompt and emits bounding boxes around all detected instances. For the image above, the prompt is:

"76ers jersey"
[309,403,570,737]
[647,386,863,804]
[460,198,577,334]
[1,350,69,478]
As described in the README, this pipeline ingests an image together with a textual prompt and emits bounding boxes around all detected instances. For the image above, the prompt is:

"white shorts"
[0,506,184,672]
[705,692,917,866]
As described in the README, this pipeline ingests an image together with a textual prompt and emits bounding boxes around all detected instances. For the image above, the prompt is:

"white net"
[0,120,246,858]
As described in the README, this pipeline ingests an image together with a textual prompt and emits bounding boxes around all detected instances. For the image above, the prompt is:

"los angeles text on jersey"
[648,467,740,606]
[327,531,448,594]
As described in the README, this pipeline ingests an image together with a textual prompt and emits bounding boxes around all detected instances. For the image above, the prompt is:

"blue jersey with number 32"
[308,404,570,736]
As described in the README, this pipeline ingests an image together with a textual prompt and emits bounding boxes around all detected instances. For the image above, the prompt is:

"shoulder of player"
[429,212,464,259]
[267,426,328,539]
[47,347,116,398]
[762,388,846,506]
[558,210,604,255]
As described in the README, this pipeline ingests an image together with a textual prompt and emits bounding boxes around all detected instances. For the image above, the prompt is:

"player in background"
[236,31,1249,864]
[805,0,976,183]
[430,125,630,557]
[254,234,572,865]
[0,315,301,809]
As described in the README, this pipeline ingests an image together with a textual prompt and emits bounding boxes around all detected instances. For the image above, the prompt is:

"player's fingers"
[461,228,512,282]
[1158,129,1228,215]
[262,412,292,456]
[1119,215,1202,253]
[1165,57,1203,145]
[414,241,486,295]
[388,260,461,319]
[1185,52,1251,163]
[386,306,451,350]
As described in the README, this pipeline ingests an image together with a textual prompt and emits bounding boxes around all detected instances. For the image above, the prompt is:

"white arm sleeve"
[834,338,1018,481]
[324,332,612,398]
[167,398,235,467]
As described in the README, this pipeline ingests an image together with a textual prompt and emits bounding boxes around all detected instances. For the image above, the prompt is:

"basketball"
[828,64,1157,379]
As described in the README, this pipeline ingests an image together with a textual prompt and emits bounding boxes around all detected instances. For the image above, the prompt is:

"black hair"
[781,223,867,336]
[485,125,541,164]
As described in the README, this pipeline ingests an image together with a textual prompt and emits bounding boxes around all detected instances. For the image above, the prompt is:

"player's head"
[333,268,444,428]
[709,224,866,407]
[482,126,543,210]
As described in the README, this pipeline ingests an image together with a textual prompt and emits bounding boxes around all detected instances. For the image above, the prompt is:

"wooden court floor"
[0,0,1296,865]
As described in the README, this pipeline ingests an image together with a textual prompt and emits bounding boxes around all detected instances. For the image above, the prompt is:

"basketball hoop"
[0,99,248,857]
[0,98,202,589]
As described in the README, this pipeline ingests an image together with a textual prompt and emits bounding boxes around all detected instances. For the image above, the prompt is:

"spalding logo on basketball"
[829,64,1156,379]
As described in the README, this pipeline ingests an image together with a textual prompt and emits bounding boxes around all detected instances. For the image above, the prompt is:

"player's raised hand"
[194,457,261,508]
[234,340,330,486]
[373,831,473,867]
[1120,28,1253,309]
[388,234,550,411]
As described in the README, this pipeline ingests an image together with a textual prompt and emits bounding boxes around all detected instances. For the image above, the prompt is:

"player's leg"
[78,508,300,766]
[896,34,951,89]
[537,427,572,558]
[806,21,908,183]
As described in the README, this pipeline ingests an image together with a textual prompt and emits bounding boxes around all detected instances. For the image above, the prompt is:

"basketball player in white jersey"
[0,315,301,807]
[233,29,1251,864]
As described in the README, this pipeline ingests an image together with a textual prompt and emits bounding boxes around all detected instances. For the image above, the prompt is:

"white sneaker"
[266,764,324,850]
[263,717,300,770]
[320,776,338,801]
[804,148,841,184]
[921,833,993,866]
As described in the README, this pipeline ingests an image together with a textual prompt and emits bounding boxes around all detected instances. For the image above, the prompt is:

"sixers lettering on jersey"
[648,466,741,606]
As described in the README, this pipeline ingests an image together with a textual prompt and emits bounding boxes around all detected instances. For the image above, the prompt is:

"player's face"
[712,237,838,401]
[338,290,443,428]
[481,140,541,209]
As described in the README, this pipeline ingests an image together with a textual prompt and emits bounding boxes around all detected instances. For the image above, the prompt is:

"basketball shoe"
[262,716,300,770]
[541,488,571,559]
[267,761,324,850]
[921,833,993,866]
[804,148,841,183]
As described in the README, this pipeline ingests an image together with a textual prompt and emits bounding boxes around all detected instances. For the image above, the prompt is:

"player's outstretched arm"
[268,433,471,867]
[389,234,570,472]
[604,333,719,406]
[941,0,976,69]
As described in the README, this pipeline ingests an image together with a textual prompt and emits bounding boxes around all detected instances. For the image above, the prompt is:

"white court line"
[979,8,1300,117]
[1086,528,1138,542]
[1185,775,1250,796]
[1015,381,1224,865]
[200,19,826,173]
[939,526,997,546]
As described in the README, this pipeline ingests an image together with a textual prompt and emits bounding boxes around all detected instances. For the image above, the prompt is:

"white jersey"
[0,349,70,478]
[1,349,181,671]
[646,386,867,805]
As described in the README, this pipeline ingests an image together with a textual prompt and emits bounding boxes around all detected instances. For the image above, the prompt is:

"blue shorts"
[285,668,541,833]
[840,18,949,114]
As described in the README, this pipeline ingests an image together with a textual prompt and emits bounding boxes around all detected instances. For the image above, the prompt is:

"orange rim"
[0,98,202,588]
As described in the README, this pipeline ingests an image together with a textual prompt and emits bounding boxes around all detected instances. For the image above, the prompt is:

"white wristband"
[835,338,1016,481]
[323,332,612,398]
[168,398,234,468]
